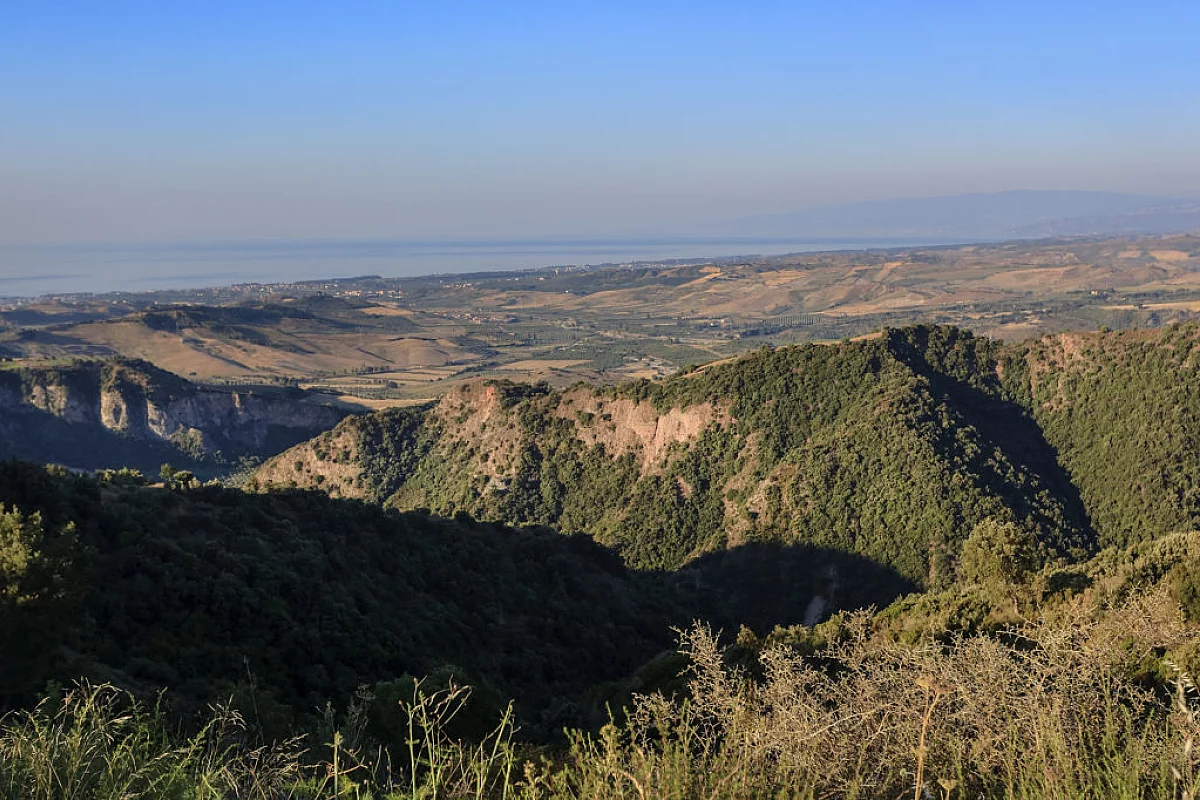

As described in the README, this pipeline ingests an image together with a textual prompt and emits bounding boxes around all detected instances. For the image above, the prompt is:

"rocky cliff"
[0,359,351,473]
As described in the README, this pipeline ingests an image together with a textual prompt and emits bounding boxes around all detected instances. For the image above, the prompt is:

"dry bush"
[527,589,1200,799]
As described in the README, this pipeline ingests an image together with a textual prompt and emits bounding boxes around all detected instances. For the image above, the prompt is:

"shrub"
[958,518,1040,586]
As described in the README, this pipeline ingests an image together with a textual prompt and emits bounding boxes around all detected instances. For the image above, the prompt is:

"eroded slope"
[257,326,1093,581]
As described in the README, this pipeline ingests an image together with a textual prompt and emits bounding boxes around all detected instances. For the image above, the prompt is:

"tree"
[159,463,196,490]
[0,505,76,702]
[1,506,54,603]
[958,518,1039,586]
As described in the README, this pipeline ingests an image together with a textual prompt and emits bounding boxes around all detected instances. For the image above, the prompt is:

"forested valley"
[8,323,1200,797]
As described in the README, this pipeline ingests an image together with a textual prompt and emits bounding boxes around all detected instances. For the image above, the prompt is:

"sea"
[0,236,967,299]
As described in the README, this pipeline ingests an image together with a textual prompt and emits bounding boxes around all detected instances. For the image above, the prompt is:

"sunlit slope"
[1,297,483,382]
[257,325,1095,581]
[1002,324,1200,548]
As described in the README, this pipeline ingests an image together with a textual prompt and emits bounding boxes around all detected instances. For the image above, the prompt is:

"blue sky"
[2,1,1198,244]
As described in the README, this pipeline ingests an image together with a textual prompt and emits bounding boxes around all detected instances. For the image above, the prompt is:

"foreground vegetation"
[7,586,1200,798]
[10,452,1200,796]
[0,459,908,737]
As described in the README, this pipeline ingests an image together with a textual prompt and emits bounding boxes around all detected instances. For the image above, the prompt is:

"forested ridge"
[1005,324,1200,546]
[0,460,910,737]
[260,323,1200,584]
[10,322,1200,797]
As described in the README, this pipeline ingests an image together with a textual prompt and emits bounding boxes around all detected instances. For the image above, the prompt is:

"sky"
[2,0,1199,245]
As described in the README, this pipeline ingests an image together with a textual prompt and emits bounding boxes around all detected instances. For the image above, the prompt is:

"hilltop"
[254,325,1070,582]
[257,322,1200,585]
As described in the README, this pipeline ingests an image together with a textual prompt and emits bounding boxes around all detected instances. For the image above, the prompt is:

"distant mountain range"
[700,190,1200,240]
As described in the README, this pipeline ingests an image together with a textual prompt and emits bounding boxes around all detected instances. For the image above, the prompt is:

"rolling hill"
[253,326,1086,582]
[5,235,1200,409]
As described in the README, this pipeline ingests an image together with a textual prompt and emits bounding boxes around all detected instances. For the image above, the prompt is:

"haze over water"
[4,3,1198,277]
[0,237,964,299]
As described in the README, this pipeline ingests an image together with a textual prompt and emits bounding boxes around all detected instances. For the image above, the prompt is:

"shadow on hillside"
[670,541,916,634]
[0,401,348,480]
[0,456,919,735]
[379,509,917,731]
[892,339,1095,553]
[0,407,210,476]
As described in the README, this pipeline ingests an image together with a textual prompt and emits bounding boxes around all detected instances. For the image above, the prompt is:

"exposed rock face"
[0,359,350,470]
[553,388,730,470]
[28,383,96,424]
[255,379,730,500]
[252,424,368,499]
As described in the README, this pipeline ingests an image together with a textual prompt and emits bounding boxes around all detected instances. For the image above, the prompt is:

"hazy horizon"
[0,234,976,298]
[4,2,1199,251]
[3,184,1199,296]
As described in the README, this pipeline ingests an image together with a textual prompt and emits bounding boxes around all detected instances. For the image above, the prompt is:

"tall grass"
[0,683,301,799]
[296,680,522,799]
[6,590,1200,798]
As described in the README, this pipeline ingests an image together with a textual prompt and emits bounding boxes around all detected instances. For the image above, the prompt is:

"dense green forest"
[1004,324,1200,547]
[6,462,1200,797]
[259,323,1200,586]
[0,460,909,739]
[11,322,1200,796]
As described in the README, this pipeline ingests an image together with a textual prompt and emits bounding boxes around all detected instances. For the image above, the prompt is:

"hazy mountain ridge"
[1013,200,1200,237]
[704,190,1199,239]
